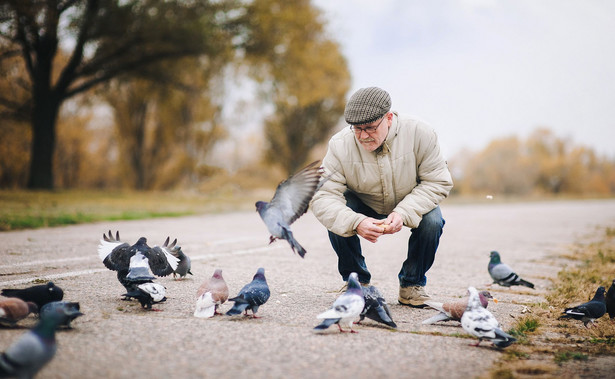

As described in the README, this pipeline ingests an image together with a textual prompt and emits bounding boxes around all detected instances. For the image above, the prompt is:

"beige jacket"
[311,112,453,237]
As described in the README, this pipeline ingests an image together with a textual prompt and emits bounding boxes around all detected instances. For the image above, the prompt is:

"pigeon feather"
[488,251,534,288]
[226,268,270,317]
[460,286,516,348]
[314,273,365,333]
[560,286,607,327]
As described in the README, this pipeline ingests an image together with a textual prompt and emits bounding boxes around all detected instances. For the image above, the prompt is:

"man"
[311,87,453,308]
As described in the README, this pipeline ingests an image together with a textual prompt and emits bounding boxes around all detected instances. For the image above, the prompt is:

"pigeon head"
[213,269,224,280]
[255,201,267,212]
[346,272,362,293]
[478,290,497,307]
[594,286,606,301]
[253,267,266,282]
[489,251,501,264]
[46,282,64,301]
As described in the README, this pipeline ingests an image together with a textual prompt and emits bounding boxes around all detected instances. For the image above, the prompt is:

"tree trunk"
[27,94,60,189]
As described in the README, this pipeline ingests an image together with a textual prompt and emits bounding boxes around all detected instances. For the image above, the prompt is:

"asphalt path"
[1,199,615,378]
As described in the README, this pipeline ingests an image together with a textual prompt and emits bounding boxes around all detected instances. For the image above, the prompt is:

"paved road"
[1,199,615,378]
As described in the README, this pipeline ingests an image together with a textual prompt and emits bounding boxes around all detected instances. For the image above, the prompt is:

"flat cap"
[344,87,391,125]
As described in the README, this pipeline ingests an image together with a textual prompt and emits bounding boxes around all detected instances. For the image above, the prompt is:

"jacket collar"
[380,112,399,154]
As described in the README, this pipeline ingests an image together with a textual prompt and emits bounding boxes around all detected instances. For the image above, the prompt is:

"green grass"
[0,189,262,231]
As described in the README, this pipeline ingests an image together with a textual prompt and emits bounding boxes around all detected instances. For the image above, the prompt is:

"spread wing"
[268,160,324,225]
[146,246,179,277]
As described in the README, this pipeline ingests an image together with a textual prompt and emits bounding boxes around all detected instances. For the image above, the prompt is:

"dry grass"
[486,227,615,378]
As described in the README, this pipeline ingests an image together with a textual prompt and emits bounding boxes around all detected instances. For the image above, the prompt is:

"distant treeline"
[449,128,615,196]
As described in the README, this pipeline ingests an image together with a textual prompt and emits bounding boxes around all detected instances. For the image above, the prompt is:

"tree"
[0,0,234,189]
[236,0,351,174]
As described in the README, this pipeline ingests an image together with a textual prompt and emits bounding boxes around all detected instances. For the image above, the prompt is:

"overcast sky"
[311,0,615,159]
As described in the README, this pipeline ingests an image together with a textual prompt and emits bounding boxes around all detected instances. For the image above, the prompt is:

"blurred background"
[1,0,614,197]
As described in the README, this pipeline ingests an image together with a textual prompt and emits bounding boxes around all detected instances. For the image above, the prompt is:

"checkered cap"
[344,87,391,125]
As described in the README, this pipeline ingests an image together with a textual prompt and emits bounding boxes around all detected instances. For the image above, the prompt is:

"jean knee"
[416,208,444,235]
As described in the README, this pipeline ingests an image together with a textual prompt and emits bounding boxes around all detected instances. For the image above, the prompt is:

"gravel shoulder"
[1,199,615,378]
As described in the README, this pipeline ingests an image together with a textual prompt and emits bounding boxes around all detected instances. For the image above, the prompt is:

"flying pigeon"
[0,298,38,326]
[123,282,167,310]
[255,160,325,258]
[488,251,534,289]
[314,272,365,333]
[226,268,270,318]
[97,231,179,291]
[560,286,607,327]
[461,286,516,348]
[1,281,64,311]
[0,304,67,378]
[357,285,396,328]
[165,238,192,280]
[40,301,84,328]
[422,290,496,325]
[194,269,229,318]
[606,279,615,319]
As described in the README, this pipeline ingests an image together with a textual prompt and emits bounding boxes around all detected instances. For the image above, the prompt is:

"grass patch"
[554,351,589,364]
[0,189,262,231]
[487,226,615,377]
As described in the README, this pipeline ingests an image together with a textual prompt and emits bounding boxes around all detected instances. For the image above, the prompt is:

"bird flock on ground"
[1,161,614,377]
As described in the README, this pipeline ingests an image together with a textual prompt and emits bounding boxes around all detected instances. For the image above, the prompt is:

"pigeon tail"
[226,302,249,316]
[518,279,535,289]
[493,329,517,348]
[281,227,306,258]
[313,318,339,331]
[422,312,451,325]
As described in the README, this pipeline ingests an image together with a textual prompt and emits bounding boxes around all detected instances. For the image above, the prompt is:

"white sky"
[312,0,615,159]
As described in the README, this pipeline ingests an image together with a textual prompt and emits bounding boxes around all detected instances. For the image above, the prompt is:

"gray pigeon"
[226,268,270,318]
[461,286,516,348]
[97,231,179,292]
[488,251,534,288]
[255,160,325,258]
[1,281,64,311]
[560,286,607,327]
[0,298,38,326]
[358,285,396,328]
[39,301,84,328]
[164,238,192,280]
[606,279,615,319]
[314,272,365,333]
[0,304,66,378]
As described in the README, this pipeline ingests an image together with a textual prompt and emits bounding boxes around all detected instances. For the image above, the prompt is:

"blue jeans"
[328,191,445,287]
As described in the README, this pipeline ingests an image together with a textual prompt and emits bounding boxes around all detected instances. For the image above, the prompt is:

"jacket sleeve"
[310,141,368,237]
[393,125,453,228]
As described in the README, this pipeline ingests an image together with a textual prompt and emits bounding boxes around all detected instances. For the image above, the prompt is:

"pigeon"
[97,231,179,291]
[461,286,516,348]
[40,301,84,328]
[488,251,534,288]
[606,279,615,319]
[194,269,229,318]
[0,298,38,326]
[560,286,607,327]
[226,268,270,318]
[123,282,167,310]
[314,272,365,333]
[358,285,396,328]
[422,290,496,325]
[1,281,64,311]
[255,160,325,258]
[165,238,192,280]
[0,303,67,378]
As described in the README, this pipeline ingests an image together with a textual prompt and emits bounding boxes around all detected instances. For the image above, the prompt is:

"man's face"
[351,113,390,152]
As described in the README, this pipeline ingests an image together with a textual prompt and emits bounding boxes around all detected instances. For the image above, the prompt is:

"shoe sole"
[398,300,428,308]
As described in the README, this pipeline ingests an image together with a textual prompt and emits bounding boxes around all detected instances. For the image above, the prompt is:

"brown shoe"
[398,285,431,308]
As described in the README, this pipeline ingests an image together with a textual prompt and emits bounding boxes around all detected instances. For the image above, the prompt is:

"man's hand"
[382,212,403,234]
[356,217,387,243]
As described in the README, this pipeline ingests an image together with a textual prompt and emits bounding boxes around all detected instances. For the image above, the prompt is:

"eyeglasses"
[349,116,385,135]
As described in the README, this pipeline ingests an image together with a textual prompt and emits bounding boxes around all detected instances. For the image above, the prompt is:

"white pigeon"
[314,273,365,333]
[194,269,229,318]
[460,286,516,348]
